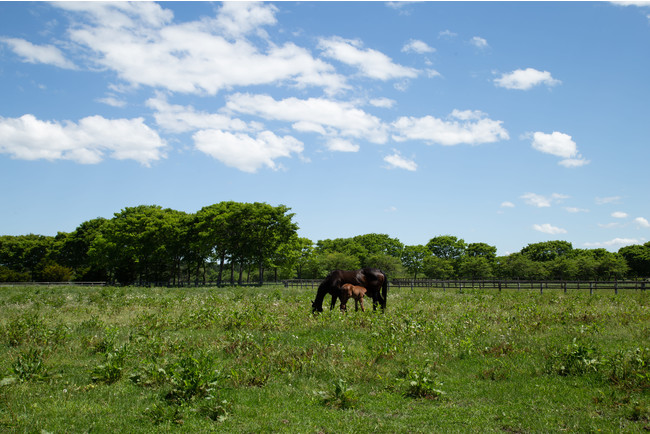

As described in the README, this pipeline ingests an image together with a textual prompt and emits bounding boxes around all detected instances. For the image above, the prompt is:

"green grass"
[0,284,649,432]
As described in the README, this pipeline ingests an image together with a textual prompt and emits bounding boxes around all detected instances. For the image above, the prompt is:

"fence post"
[614,280,618,295]
[540,282,543,295]
[589,282,593,295]
[563,281,567,293]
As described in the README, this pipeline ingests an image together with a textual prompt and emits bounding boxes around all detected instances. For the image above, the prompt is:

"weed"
[198,392,231,422]
[144,402,184,426]
[90,326,119,354]
[91,344,128,384]
[604,347,650,391]
[318,378,358,409]
[3,313,47,347]
[12,348,47,382]
[403,366,446,400]
[164,352,220,404]
[129,363,168,388]
[546,339,601,376]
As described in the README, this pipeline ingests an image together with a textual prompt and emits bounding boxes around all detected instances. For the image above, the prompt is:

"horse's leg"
[371,288,379,311]
[329,290,338,311]
[339,294,348,312]
[359,297,365,312]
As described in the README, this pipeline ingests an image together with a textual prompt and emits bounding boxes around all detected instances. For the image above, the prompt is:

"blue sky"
[1,1,649,255]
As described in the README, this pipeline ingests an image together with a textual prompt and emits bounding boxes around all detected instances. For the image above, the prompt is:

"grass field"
[0,284,648,433]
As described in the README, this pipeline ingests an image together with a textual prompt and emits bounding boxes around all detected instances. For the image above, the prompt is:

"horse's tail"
[381,270,388,310]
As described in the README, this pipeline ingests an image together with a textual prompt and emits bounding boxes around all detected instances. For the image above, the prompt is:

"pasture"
[0,284,648,432]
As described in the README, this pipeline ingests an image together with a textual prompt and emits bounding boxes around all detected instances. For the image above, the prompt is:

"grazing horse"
[311,268,388,313]
[339,283,367,312]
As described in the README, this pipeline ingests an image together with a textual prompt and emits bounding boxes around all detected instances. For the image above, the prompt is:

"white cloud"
[439,30,457,38]
[1,37,76,69]
[97,95,127,108]
[612,1,650,7]
[533,223,567,235]
[146,95,248,134]
[530,131,589,168]
[521,192,568,208]
[612,211,629,218]
[384,151,417,171]
[226,93,389,145]
[584,238,640,248]
[215,2,278,38]
[635,217,650,228]
[402,39,435,54]
[470,36,488,49]
[531,131,576,158]
[495,68,561,90]
[369,97,396,108]
[53,2,347,95]
[0,114,166,166]
[392,110,508,146]
[193,130,303,173]
[566,207,589,213]
[501,201,515,208]
[326,138,359,152]
[559,157,590,168]
[318,36,419,80]
[596,196,621,205]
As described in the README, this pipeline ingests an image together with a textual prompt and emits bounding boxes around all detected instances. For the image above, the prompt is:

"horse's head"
[311,300,324,313]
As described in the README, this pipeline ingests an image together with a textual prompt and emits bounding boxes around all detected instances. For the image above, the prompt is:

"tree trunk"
[217,255,224,286]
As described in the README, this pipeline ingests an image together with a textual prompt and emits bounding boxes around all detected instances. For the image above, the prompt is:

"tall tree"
[466,242,497,261]
[426,235,466,260]
[521,240,573,262]
[619,243,650,278]
[401,245,430,279]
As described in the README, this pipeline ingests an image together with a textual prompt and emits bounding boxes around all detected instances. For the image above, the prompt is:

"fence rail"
[0,281,107,287]
[283,279,648,295]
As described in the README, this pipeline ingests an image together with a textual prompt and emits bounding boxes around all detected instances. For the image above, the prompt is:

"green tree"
[56,218,108,280]
[365,253,401,275]
[466,242,497,261]
[619,243,650,278]
[595,251,629,280]
[521,240,573,262]
[293,237,314,279]
[547,257,578,280]
[458,256,494,280]
[318,252,361,273]
[496,253,546,280]
[422,256,455,279]
[426,235,466,260]
[401,245,430,279]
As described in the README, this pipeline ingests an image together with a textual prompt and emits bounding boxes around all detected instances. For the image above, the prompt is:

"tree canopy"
[1,205,649,283]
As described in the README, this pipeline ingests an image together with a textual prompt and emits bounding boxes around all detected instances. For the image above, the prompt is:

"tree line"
[1,202,649,284]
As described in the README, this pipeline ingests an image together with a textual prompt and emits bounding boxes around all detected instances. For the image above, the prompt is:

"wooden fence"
[0,281,107,287]
[283,279,648,295]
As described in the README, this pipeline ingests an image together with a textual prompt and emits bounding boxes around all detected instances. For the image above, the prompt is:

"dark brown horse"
[311,268,388,313]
